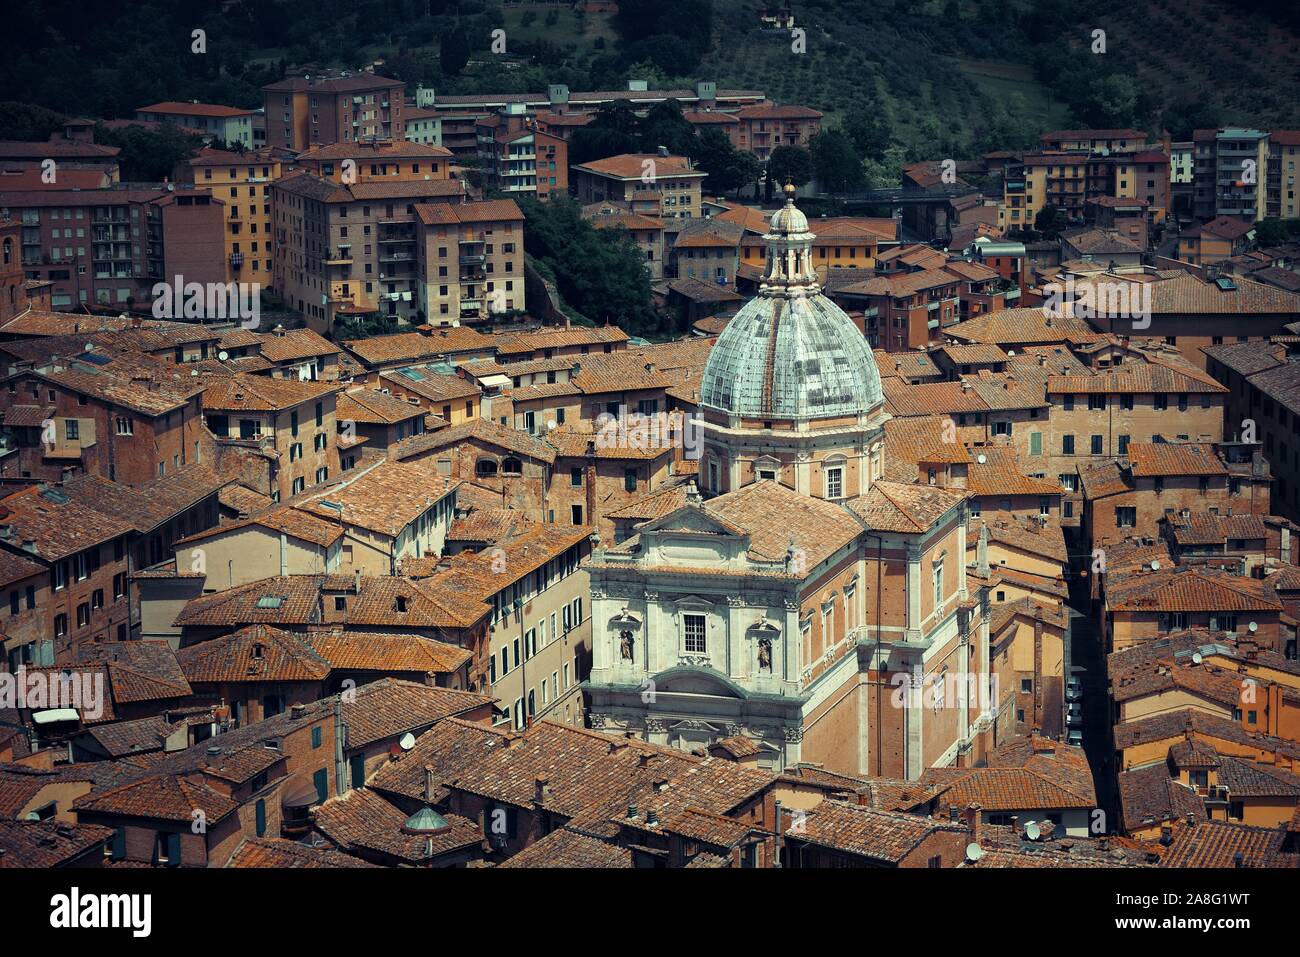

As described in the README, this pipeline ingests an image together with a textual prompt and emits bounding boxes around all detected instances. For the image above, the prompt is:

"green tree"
[1034,205,1068,240]
[439,26,471,76]
[694,127,760,196]
[844,109,892,162]
[636,100,697,158]
[1254,218,1300,246]
[0,101,65,141]
[765,146,813,201]
[518,196,658,335]
[810,130,866,194]
[93,123,204,182]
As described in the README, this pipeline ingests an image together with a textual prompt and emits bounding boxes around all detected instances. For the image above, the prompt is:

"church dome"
[700,190,883,422]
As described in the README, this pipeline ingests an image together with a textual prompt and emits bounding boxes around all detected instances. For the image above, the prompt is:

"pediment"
[641,505,746,539]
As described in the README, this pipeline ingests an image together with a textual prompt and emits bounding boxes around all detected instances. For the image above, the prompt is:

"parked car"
[1066,729,1083,747]
[1066,677,1083,701]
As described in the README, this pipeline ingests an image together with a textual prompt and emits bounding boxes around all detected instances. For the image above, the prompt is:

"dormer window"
[252,643,264,660]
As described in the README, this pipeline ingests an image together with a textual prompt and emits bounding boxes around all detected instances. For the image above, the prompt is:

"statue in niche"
[758,637,772,672]
[619,630,635,661]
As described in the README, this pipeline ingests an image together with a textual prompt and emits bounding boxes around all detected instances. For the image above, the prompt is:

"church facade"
[583,188,996,778]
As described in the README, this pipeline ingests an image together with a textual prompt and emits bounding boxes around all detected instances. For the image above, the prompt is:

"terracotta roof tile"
[227,837,378,868]
[312,787,481,863]
[499,827,634,867]
[848,481,967,534]
[300,460,455,537]
[393,416,555,465]
[0,820,113,867]
[789,801,967,862]
[176,624,332,684]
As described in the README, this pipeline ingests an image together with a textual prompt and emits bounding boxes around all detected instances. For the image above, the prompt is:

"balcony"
[324,248,353,265]
[459,253,486,265]
[230,252,244,270]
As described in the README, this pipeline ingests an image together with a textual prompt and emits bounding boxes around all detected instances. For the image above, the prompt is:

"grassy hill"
[3,0,1298,159]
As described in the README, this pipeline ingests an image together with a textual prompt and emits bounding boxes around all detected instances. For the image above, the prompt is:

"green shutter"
[1029,431,1042,456]
[350,755,366,790]
[311,726,322,749]
[313,768,328,803]
[165,832,181,867]
[111,827,126,860]
[255,799,266,837]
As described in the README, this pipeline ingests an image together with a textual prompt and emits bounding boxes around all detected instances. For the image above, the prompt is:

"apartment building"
[732,211,895,273]
[572,153,707,220]
[200,373,341,501]
[1203,338,1300,522]
[1049,270,1300,371]
[1046,355,1228,520]
[262,72,406,151]
[731,103,823,160]
[188,147,287,286]
[1177,216,1255,266]
[1002,152,1090,227]
[475,106,567,200]
[413,199,526,324]
[0,342,206,485]
[1266,130,1300,220]
[0,185,225,310]
[1040,129,1150,153]
[404,107,444,146]
[828,268,962,350]
[1192,128,1270,222]
[271,141,463,331]
[1080,442,1272,550]
[135,102,258,149]
[296,460,458,574]
[432,522,593,730]
[0,467,220,663]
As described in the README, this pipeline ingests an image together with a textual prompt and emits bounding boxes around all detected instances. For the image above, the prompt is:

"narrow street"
[1064,536,1120,832]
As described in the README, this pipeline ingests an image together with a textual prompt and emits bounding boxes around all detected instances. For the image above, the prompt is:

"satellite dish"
[1248,621,1258,633]
[399,732,416,751]
[1150,560,1160,571]
[1006,349,1016,356]
[964,842,985,863]
[218,350,229,362]
[1038,819,1056,839]
[1024,820,1041,841]
[84,342,94,353]
[546,421,557,431]
[1191,652,1203,664]
[23,811,40,821]
[976,453,987,464]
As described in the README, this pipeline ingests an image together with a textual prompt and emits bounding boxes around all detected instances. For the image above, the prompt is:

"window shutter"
[166,832,181,867]
[111,827,126,860]
[255,799,266,837]
[313,768,328,803]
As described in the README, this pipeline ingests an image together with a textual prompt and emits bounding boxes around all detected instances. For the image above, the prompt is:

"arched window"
[501,456,522,475]
[475,458,498,477]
